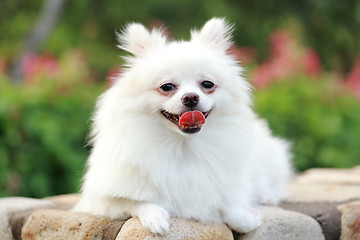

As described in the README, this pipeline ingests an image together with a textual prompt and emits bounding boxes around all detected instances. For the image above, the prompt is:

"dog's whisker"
[149,107,162,117]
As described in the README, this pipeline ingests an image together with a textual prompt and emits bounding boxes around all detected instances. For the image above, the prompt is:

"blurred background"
[0,0,359,198]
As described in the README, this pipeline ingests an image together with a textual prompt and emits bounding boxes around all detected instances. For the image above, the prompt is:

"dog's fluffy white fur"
[73,18,292,234]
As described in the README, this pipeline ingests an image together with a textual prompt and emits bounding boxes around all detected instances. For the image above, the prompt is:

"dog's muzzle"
[161,110,210,134]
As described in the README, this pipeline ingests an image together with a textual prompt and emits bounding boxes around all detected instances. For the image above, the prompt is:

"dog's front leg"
[130,201,170,235]
[74,195,170,235]
[222,205,262,233]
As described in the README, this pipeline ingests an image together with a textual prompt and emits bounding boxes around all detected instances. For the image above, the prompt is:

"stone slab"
[237,206,325,240]
[286,183,360,202]
[2,166,359,240]
[281,201,341,240]
[21,209,112,240]
[0,197,54,240]
[337,201,360,240]
[45,193,81,210]
[285,166,360,202]
[295,167,360,185]
[116,217,233,240]
[103,220,126,240]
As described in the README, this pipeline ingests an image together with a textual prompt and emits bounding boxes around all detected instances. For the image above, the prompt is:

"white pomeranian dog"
[73,18,292,235]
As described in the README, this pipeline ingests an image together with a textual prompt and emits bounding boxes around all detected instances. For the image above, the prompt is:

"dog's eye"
[160,83,176,92]
[201,80,215,89]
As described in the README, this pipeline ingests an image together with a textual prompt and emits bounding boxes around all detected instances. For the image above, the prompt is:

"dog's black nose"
[181,92,199,108]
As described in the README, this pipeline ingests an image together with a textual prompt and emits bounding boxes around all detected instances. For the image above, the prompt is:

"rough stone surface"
[286,184,360,202]
[286,166,360,202]
[45,193,81,210]
[237,206,325,240]
[21,209,112,240]
[0,197,54,240]
[116,217,233,240]
[337,201,360,240]
[281,201,341,240]
[103,220,126,240]
[1,166,360,240]
[295,167,360,185]
[282,166,360,240]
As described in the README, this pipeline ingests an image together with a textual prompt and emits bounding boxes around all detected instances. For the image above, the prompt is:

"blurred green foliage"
[0,0,359,198]
[0,76,103,197]
[1,0,360,75]
[255,77,360,171]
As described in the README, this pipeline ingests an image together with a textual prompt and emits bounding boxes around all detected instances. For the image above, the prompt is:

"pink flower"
[270,30,293,56]
[22,53,59,81]
[252,30,295,88]
[303,48,321,76]
[251,29,323,89]
[227,45,257,65]
[251,64,273,88]
[345,61,360,98]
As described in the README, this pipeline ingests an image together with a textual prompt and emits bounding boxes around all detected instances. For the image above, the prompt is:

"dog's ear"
[191,18,233,51]
[117,23,167,57]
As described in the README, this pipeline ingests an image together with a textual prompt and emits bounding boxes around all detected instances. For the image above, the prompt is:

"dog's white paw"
[136,203,170,235]
[223,205,262,233]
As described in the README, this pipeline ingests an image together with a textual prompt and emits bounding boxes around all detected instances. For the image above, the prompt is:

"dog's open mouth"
[161,110,210,134]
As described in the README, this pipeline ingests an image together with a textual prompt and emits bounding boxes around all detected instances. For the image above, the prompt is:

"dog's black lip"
[161,110,211,134]
[161,110,180,126]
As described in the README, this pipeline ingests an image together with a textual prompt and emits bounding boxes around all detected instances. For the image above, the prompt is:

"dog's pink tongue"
[179,111,205,127]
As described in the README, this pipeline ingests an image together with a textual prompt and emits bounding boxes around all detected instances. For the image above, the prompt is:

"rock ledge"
[1,166,359,240]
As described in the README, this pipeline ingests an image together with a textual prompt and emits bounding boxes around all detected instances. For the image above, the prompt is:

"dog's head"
[115,18,251,135]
